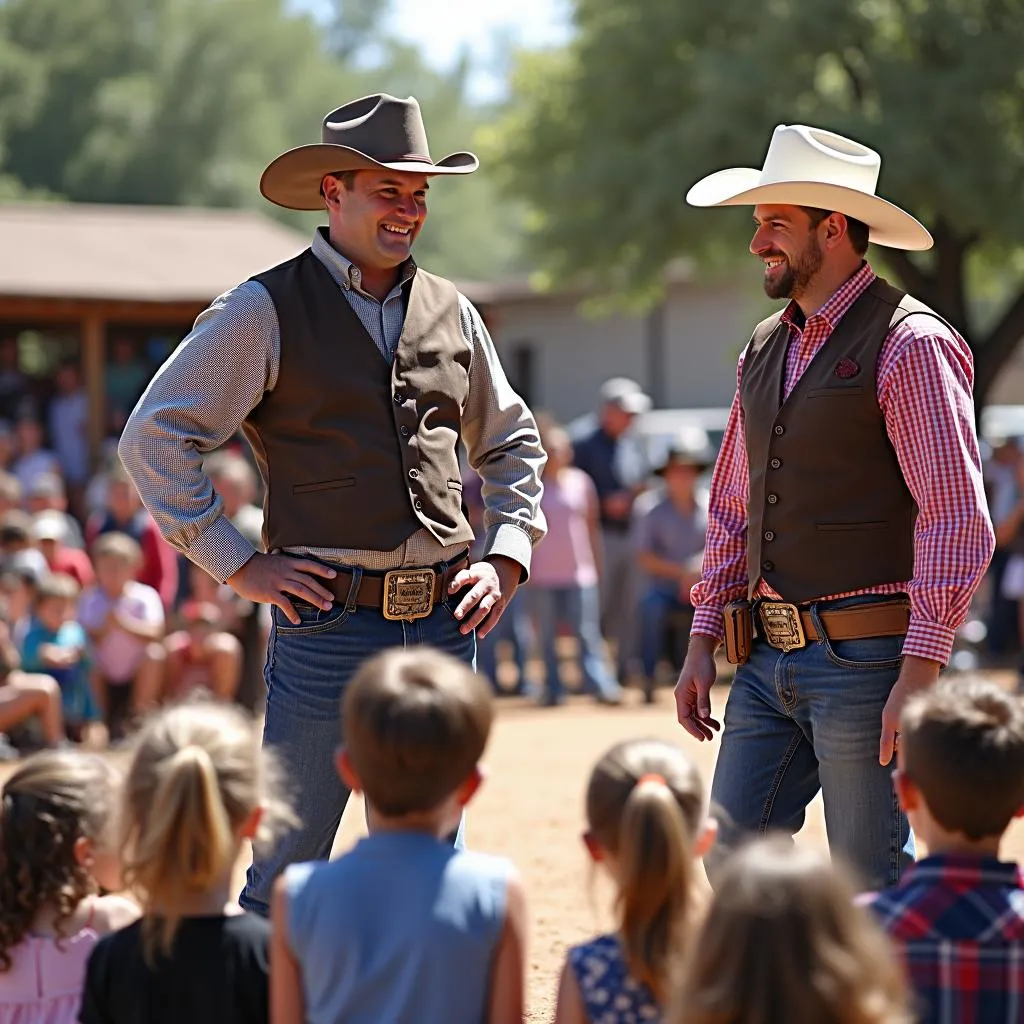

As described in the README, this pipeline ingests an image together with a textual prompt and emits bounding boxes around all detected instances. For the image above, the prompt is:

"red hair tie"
[637,773,667,787]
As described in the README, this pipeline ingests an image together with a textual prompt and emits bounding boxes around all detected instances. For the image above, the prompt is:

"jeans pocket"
[272,601,351,636]
[821,632,904,670]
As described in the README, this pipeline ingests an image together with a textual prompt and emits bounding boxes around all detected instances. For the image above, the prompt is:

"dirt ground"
[7,682,1024,1022]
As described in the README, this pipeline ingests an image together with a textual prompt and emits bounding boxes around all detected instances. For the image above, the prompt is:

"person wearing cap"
[118,93,547,916]
[31,510,94,590]
[633,433,711,703]
[675,124,994,888]
[25,471,85,550]
[573,378,651,683]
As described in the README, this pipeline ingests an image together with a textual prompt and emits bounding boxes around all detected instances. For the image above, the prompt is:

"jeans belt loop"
[343,566,363,614]
[808,601,827,645]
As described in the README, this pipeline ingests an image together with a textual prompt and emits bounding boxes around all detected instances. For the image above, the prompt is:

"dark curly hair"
[0,750,118,971]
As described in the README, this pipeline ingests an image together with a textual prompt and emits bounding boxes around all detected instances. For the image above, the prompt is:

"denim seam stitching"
[758,728,806,834]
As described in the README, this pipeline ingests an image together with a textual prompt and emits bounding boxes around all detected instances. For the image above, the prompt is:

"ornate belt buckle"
[382,568,437,621]
[759,602,806,652]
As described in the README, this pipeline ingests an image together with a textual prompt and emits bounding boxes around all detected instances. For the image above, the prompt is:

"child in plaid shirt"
[865,677,1024,1024]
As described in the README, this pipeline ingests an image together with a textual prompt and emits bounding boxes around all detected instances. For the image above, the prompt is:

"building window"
[509,341,535,405]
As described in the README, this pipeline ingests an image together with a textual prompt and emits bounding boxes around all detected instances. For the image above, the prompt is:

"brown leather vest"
[244,249,474,553]
[741,277,949,602]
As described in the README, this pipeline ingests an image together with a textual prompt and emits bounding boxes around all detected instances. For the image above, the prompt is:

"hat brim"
[260,144,479,211]
[685,168,933,251]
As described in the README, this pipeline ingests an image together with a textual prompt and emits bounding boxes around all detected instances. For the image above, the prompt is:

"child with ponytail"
[554,739,715,1024]
[79,700,294,1024]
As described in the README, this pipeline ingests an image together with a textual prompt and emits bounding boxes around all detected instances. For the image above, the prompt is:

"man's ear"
[336,747,362,793]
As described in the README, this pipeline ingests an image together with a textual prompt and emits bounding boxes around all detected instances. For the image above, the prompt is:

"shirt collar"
[310,227,417,296]
[902,852,1024,888]
[780,261,876,333]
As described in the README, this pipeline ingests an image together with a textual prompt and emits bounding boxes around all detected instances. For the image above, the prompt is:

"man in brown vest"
[675,125,994,887]
[119,94,547,916]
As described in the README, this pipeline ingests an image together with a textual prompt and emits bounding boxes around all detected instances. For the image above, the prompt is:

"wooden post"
[81,313,106,468]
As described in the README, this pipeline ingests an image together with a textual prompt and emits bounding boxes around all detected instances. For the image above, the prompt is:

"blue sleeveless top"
[569,933,661,1022]
[284,831,512,1024]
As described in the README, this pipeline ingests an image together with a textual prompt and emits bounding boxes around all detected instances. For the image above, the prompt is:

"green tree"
[494,0,1024,407]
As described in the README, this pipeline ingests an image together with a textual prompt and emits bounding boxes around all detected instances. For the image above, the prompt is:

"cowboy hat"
[685,124,933,251]
[260,93,478,211]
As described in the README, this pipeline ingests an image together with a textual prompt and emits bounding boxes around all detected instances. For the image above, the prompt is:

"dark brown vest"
[245,249,474,553]
[741,277,949,602]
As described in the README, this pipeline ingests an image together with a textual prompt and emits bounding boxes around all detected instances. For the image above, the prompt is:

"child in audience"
[163,600,242,702]
[21,572,97,742]
[865,677,1024,1023]
[79,700,293,1024]
[671,836,913,1024]
[271,646,527,1024]
[78,533,165,740]
[0,750,138,1022]
[554,739,715,1023]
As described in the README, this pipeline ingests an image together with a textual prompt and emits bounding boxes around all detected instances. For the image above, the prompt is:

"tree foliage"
[494,0,1024,405]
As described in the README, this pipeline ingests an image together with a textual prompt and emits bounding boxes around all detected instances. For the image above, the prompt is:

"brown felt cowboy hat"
[260,93,479,211]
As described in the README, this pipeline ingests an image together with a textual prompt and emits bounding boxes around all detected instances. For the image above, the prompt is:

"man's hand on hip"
[675,634,721,741]
[879,654,941,766]
[227,552,337,625]
[449,555,521,638]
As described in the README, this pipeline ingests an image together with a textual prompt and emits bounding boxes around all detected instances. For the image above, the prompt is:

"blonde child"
[271,646,527,1024]
[670,836,913,1024]
[0,750,138,1023]
[554,739,716,1023]
[78,700,293,1024]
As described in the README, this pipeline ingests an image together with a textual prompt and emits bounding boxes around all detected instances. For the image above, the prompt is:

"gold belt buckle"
[382,568,437,621]
[759,602,807,652]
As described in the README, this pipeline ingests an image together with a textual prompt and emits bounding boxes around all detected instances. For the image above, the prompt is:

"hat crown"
[760,125,880,196]
[322,93,432,164]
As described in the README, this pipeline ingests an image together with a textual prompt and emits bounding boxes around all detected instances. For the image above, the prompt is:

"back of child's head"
[585,738,706,1001]
[91,531,142,569]
[34,571,81,609]
[670,836,913,1024]
[120,699,293,959]
[343,646,493,817]
[900,676,1024,841]
[0,749,119,971]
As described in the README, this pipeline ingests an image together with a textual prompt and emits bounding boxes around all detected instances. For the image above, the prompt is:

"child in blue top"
[555,739,717,1024]
[270,646,527,1024]
[20,572,97,740]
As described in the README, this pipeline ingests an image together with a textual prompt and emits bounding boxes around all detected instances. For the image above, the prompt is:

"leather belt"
[755,599,909,653]
[321,554,470,622]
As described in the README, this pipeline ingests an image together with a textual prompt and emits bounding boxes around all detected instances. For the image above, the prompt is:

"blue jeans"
[524,584,621,702]
[477,591,531,694]
[640,588,689,679]
[239,562,475,916]
[706,595,914,891]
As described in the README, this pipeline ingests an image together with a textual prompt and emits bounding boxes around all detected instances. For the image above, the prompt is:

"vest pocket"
[292,477,356,495]
[806,385,865,398]
[816,521,888,531]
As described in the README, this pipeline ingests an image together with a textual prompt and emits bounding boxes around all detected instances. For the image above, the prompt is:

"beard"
[762,234,824,300]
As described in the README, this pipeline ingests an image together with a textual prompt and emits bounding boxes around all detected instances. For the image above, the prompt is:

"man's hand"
[879,654,941,766]
[227,552,337,625]
[674,634,721,741]
[448,556,521,638]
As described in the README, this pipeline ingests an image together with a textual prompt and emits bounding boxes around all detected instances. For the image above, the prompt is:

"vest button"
[408,468,418,479]
[770,458,781,469]
[763,530,775,542]
[767,493,778,504]
[400,426,410,437]
[774,425,784,435]
[394,393,404,404]
[762,559,774,571]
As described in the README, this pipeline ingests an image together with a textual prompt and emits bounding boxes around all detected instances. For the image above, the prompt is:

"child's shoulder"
[88,894,141,935]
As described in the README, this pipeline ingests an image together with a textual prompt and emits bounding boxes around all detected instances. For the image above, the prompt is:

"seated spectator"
[0,611,64,758]
[0,565,37,648]
[104,335,150,433]
[85,466,178,610]
[21,571,98,744]
[0,510,49,583]
[11,416,61,495]
[0,470,21,518]
[26,471,85,548]
[865,677,1024,1023]
[47,360,90,497]
[633,434,711,702]
[32,510,94,590]
[164,600,242,702]
[669,837,913,1024]
[0,336,29,424]
[78,532,165,742]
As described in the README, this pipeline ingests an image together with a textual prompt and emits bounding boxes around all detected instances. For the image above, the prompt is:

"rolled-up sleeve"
[118,280,278,583]
[458,296,547,578]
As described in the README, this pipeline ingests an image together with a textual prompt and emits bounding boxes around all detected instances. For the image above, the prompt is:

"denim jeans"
[239,561,475,916]
[639,588,690,679]
[523,584,621,702]
[477,590,532,694]
[706,595,914,891]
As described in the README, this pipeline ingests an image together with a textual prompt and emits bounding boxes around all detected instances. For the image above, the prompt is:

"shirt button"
[762,559,774,571]
[767,493,778,504]
[770,458,781,469]
[774,425,785,435]
[764,530,775,542]
[414,499,424,511]
[408,468,418,479]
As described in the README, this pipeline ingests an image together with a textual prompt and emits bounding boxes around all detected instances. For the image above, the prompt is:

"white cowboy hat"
[685,124,933,251]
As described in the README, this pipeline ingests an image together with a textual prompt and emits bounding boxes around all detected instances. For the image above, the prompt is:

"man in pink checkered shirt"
[677,124,995,888]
